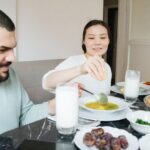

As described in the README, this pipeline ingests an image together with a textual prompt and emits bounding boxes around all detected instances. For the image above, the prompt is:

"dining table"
[0,93,148,150]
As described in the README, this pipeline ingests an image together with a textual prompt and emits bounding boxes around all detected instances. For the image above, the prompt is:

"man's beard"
[0,62,12,83]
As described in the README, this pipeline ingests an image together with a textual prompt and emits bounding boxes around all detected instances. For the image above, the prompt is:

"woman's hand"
[76,82,85,97]
[81,55,106,80]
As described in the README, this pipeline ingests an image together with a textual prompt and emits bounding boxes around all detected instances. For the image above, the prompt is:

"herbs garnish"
[136,119,150,126]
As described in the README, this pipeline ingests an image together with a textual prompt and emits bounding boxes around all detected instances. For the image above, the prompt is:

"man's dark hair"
[0,10,15,31]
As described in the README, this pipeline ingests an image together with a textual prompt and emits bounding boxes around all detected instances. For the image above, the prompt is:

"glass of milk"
[56,83,79,136]
[124,70,140,105]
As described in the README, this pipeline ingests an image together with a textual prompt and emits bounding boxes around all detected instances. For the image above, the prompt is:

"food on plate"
[91,128,104,137]
[118,135,129,149]
[119,87,124,94]
[83,127,129,150]
[116,86,125,94]
[144,81,150,86]
[83,132,96,146]
[144,95,150,107]
[85,101,119,110]
[136,119,150,126]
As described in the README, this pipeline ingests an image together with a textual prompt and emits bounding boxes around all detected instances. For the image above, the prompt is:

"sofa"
[12,59,64,104]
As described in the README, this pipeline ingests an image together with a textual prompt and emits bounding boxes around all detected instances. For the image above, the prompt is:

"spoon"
[98,93,108,105]
[80,87,108,104]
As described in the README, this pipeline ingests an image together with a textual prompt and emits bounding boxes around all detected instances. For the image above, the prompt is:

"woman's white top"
[42,54,112,95]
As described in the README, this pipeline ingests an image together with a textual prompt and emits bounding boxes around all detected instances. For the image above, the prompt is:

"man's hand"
[48,99,56,115]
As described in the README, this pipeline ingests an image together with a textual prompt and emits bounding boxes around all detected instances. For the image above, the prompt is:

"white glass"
[124,69,140,105]
[56,83,78,136]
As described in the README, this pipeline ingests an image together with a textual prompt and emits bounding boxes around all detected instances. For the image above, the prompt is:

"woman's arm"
[42,54,106,91]
[42,64,85,90]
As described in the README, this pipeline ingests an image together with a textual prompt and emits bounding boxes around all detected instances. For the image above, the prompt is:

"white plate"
[47,115,100,130]
[74,126,139,150]
[111,82,150,96]
[79,95,128,113]
[116,82,150,91]
[79,107,132,121]
[139,134,150,150]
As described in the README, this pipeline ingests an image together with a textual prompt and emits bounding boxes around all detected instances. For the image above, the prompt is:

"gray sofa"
[12,59,63,103]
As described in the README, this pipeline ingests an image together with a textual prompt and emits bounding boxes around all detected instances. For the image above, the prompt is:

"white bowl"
[79,95,128,113]
[126,110,150,134]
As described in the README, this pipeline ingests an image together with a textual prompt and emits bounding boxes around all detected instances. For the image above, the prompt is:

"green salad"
[136,118,150,126]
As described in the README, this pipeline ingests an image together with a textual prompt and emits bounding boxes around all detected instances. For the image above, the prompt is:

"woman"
[42,20,112,95]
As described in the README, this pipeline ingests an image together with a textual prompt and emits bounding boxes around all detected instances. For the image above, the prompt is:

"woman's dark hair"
[0,10,15,31]
[82,20,111,53]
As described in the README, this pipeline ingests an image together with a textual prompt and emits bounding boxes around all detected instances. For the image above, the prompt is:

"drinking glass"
[56,83,79,137]
[124,69,140,105]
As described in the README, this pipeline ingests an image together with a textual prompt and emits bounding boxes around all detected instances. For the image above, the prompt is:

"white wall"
[131,0,150,39]
[0,0,17,55]
[0,0,16,24]
[116,0,150,81]
[16,0,103,61]
[129,0,150,81]
[116,0,129,82]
